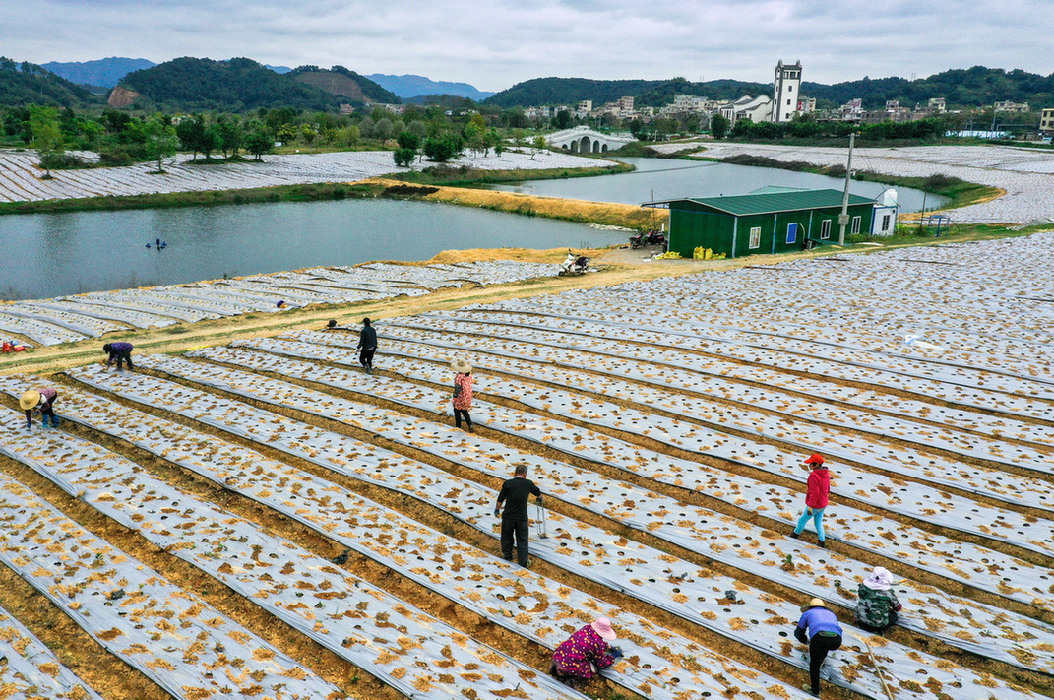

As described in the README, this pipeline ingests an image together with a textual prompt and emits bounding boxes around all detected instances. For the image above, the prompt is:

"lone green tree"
[244,126,275,160]
[141,113,178,172]
[29,106,63,178]
[710,114,730,140]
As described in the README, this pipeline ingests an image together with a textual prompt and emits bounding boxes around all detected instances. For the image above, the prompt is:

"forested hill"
[288,66,400,104]
[485,76,773,108]
[805,67,1054,109]
[117,57,344,111]
[486,67,1054,110]
[0,58,94,107]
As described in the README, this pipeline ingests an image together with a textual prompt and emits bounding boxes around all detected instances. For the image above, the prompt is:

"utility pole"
[837,132,855,246]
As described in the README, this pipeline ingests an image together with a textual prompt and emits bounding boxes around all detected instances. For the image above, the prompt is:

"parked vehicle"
[558,250,590,276]
[630,228,667,249]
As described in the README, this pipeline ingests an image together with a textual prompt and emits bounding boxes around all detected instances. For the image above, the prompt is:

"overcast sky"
[4,0,1052,92]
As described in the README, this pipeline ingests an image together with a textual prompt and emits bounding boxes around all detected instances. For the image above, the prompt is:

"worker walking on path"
[494,463,542,567]
[795,598,842,698]
[20,388,59,430]
[451,358,474,431]
[356,318,377,373]
[790,453,831,547]
[855,566,903,632]
[102,342,135,371]
[549,617,622,690]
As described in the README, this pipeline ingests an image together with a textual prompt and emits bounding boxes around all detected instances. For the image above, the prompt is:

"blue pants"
[794,506,826,541]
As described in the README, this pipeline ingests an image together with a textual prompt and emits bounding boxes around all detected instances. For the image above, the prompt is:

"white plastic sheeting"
[65,363,1041,699]
[0,261,557,345]
[5,377,812,700]
[234,334,1054,612]
[0,604,104,700]
[161,345,1054,673]
[0,470,341,699]
[0,407,586,700]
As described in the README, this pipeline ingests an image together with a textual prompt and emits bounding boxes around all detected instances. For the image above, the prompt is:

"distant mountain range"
[366,74,493,100]
[42,57,155,88]
[7,56,1054,113]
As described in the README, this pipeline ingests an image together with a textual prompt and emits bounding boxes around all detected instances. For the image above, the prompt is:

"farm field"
[0,149,613,204]
[0,260,557,347]
[0,232,1052,699]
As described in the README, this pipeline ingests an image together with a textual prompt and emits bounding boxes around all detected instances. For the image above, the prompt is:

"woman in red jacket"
[790,453,831,547]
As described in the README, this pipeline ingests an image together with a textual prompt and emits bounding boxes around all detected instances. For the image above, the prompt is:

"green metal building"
[645,188,879,259]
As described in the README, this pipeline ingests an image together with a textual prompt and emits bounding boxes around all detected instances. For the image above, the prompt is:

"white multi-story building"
[994,100,1030,113]
[928,97,946,113]
[672,94,708,112]
[773,60,802,123]
[1040,107,1054,134]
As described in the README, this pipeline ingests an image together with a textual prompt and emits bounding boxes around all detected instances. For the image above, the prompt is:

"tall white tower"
[773,60,802,123]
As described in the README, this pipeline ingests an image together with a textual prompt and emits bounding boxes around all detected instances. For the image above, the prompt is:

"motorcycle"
[630,228,667,249]
[558,250,590,276]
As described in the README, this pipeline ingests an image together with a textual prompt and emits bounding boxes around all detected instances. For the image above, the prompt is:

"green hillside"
[118,57,343,111]
[0,57,94,107]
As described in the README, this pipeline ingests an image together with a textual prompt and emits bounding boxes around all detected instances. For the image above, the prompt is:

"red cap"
[804,453,825,465]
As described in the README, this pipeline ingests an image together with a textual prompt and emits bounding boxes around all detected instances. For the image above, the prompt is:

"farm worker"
[794,598,842,698]
[102,342,135,371]
[356,318,377,373]
[276,300,287,309]
[20,388,59,430]
[854,566,902,632]
[451,358,473,430]
[494,463,542,567]
[549,617,622,689]
[790,453,831,547]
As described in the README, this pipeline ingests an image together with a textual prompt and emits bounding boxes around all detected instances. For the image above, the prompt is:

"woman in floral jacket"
[451,358,474,431]
[549,617,622,689]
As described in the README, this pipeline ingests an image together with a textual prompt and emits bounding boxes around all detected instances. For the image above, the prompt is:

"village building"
[994,100,1030,113]
[1040,107,1054,134]
[773,60,802,123]
[645,188,892,259]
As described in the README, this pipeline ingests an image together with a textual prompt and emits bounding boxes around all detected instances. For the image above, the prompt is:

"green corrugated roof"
[664,189,877,216]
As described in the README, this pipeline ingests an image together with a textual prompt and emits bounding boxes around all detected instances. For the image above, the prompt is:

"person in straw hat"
[451,358,474,431]
[20,387,59,430]
[549,617,623,689]
[854,566,903,632]
[794,597,842,698]
[790,452,831,547]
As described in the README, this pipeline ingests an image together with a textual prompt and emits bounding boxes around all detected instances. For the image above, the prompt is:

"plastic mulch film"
[466,296,1054,423]
[10,378,813,700]
[0,603,104,700]
[0,472,342,699]
[0,262,556,341]
[111,351,1054,674]
[231,334,1054,612]
[380,313,1054,458]
[0,409,587,700]
[379,315,1054,487]
[64,364,1042,699]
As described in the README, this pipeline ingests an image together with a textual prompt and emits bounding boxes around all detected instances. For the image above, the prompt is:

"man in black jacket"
[494,464,542,567]
[356,318,377,373]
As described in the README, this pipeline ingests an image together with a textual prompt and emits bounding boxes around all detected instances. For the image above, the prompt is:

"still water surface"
[495,158,946,212]
[0,199,624,300]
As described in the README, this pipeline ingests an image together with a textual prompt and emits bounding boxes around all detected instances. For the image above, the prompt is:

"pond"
[494,157,947,212]
[0,199,625,301]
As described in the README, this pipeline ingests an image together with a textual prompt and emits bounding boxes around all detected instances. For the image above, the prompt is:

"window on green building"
[851,216,861,235]
[820,220,831,239]
[749,226,761,249]
[786,223,798,244]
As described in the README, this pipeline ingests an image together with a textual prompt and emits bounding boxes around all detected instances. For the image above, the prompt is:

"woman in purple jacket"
[102,342,135,370]
[549,617,622,689]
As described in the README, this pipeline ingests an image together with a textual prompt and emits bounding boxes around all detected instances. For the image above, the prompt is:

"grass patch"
[0,181,385,217]
[390,161,633,188]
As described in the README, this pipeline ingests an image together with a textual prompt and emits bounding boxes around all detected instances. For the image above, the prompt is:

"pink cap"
[590,617,616,640]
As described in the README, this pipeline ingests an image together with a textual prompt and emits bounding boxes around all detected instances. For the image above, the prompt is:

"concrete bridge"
[545,126,637,153]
